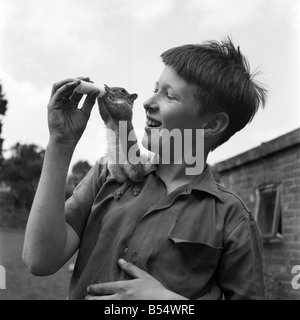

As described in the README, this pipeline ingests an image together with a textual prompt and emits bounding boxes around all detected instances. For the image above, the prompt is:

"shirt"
[65,157,265,300]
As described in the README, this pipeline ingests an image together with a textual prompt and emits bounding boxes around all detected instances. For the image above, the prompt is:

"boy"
[23,38,266,300]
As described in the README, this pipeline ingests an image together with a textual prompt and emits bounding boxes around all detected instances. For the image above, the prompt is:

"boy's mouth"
[146,119,162,128]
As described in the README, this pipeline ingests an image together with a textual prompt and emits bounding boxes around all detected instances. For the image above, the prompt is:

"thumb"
[118,259,151,279]
[81,90,100,118]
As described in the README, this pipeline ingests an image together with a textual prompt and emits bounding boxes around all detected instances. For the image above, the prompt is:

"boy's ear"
[202,112,229,138]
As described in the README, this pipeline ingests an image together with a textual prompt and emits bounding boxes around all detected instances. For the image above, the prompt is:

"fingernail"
[119,258,126,264]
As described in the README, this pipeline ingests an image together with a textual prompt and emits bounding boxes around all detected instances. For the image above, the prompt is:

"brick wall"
[214,128,300,300]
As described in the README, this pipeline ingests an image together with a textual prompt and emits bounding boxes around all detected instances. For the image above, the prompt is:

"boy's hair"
[160,37,267,149]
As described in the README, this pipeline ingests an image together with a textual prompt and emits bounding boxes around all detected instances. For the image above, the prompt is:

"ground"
[0,227,76,300]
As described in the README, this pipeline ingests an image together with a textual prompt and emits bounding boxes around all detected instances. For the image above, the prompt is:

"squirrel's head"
[98,85,138,122]
[104,85,138,104]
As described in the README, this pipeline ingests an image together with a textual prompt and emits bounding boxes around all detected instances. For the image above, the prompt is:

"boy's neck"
[157,156,208,194]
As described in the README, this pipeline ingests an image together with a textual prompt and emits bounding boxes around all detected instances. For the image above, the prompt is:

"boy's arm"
[23,142,80,276]
[217,212,265,300]
[22,78,99,276]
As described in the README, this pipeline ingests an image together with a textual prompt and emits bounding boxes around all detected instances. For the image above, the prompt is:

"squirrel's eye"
[120,89,126,94]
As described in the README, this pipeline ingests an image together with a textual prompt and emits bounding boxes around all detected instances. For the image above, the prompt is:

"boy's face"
[142,66,209,155]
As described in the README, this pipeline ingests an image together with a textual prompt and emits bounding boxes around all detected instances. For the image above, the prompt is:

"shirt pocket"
[150,226,223,299]
[168,234,223,274]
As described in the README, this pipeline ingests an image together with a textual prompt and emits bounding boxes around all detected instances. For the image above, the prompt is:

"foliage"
[0,83,7,115]
[0,82,8,167]
[0,143,45,210]
[71,160,92,176]
[65,160,92,199]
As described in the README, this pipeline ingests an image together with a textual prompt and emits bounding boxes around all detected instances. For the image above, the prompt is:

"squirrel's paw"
[114,180,130,200]
[132,182,142,197]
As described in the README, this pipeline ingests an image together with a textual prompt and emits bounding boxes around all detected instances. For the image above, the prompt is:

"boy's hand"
[48,77,99,147]
[85,259,187,300]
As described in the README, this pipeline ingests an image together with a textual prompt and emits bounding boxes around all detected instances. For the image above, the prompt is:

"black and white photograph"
[0,0,299,303]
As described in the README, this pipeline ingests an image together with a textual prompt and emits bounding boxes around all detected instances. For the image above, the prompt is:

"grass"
[0,227,76,300]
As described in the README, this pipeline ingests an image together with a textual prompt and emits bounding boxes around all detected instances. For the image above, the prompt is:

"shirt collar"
[188,165,224,203]
[144,157,224,203]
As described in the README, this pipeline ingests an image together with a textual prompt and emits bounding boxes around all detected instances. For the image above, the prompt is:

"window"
[254,184,282,241]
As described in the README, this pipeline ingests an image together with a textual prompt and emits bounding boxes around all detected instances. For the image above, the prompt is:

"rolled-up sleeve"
[65,161,105,239]
[218,212,265,300]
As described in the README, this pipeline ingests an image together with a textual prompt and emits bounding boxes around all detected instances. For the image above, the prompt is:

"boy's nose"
[143,96,159,112]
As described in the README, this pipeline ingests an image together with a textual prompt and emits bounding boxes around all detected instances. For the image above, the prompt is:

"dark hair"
[160,37,267,149]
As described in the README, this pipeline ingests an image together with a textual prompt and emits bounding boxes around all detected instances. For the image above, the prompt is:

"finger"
[76,76,94,85]
[80,89,100,118]
[87,281,122,295]
[76,76,92,82]
[67,77,93,102]
[51,80,81,106]
[68,91,84,104]
[118,259,151,279]
[51,78,76,98]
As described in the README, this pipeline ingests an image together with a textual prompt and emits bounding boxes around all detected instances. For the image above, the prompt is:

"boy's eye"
[152,89,176,101]
[166,92,175,100]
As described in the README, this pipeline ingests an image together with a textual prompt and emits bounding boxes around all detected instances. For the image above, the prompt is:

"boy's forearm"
[23,141,75,275]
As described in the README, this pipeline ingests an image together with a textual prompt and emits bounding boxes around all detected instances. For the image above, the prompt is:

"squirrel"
[97,85,146,199]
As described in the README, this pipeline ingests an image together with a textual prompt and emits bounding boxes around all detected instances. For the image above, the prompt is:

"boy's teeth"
[147,119,161,127]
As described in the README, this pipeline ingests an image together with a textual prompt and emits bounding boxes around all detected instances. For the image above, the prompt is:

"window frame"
[254,183,282,241]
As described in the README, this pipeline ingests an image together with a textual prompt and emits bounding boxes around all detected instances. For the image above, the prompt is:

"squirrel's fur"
[97,85,145,199]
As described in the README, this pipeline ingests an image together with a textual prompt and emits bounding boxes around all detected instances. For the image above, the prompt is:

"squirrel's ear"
[129,93,138,102]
